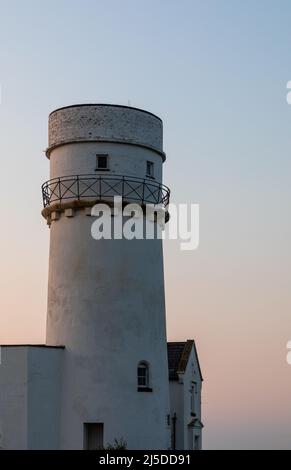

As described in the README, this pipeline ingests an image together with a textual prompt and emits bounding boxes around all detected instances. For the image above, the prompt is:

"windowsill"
[95,168,110,171]
[137,387,153,392]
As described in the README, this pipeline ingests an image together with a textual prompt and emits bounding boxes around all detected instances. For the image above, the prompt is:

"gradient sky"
[0,0,291,449]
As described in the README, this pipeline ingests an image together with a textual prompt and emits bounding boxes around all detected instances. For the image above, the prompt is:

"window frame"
[95,154,109,171]
[146,160,154,178]
[137,361,152,392]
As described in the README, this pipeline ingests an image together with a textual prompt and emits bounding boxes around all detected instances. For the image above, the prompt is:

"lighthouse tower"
[42,104,171,449]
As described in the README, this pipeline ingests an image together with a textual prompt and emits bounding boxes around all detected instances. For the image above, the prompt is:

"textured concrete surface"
[47,104,164,158]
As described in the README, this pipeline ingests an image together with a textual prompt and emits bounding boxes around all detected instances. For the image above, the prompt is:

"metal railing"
[42,174,170,209]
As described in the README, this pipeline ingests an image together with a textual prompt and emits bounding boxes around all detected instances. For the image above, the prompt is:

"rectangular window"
[146,161,154,178]
[138,365,147,387]
[96,154,109,170]
[190,386,195,413]
[83,423,104,450]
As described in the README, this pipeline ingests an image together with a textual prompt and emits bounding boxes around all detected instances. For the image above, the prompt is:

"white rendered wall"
[27,347,63,449]
[182,347,202,450]
[49,142,163,182]
[45,105,170,449]
[169,380,184,450]
[169,346,202,450]
[0,347,27,449]
[0,346,63,449]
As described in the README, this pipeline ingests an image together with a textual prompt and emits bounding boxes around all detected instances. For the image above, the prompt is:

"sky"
[0,0,291,449]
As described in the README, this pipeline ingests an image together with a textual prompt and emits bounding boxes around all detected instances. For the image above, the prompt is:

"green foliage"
[102,438,127,450]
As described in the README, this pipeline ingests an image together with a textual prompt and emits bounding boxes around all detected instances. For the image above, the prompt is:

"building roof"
[167,340,203,381]
[49,103,163,122]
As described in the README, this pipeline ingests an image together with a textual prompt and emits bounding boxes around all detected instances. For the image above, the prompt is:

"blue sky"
[0,0,291,449]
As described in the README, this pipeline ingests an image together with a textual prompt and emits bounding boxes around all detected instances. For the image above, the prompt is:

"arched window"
[137,361,149,388]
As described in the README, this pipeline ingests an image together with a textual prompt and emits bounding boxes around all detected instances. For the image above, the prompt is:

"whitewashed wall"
[169,345,203,450]
[0,346,63,449]
[45,104,170,449]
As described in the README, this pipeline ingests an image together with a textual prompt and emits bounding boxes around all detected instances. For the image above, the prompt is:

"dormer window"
[146,161,154,178]
[96,154,109,171]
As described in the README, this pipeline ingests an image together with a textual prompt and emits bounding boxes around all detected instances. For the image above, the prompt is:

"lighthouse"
[0,104,203,450]
[42,104,171,449]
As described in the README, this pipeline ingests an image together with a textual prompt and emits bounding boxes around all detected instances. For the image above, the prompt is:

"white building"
[0,104,203,450]
[168,341,203,450]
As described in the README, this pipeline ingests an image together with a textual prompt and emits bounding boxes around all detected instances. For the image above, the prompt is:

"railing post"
[77,175,80,200]
[142,179,145,205]
[59,177,61,203]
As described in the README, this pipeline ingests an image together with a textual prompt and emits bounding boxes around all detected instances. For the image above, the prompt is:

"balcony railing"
[42,174,170,209]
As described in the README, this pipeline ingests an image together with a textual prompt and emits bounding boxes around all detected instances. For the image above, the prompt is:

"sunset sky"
[0,0,291,449]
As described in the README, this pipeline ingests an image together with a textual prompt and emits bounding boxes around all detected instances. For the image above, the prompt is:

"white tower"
[42,104,171,449]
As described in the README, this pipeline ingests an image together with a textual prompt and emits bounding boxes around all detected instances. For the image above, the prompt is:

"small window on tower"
[96,154,109,171]
[137,361,152,392]
[146,161,154,178]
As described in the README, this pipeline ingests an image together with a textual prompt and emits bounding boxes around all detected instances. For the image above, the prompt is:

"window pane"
[138,377,146,386]
[146,161,153,177]
[97,155,108,169]
[138,364,148,387]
